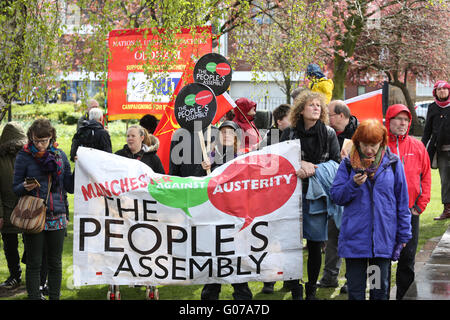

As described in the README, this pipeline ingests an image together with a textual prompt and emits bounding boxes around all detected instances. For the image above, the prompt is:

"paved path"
[403,225,450,300]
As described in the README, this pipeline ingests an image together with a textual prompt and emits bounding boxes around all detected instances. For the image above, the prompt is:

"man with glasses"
[327,100,359,155]
[386,104,431,300]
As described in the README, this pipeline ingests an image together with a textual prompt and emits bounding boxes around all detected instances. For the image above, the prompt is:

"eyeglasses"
[392,117,410,123]
[32,137,51,145]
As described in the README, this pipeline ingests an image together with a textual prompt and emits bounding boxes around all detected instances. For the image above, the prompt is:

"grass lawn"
[0,103,449,300]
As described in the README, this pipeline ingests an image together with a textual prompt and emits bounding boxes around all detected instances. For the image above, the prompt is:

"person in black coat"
[115,125,164,174]
[70,107,112,161]
[169,127,218,178]
[422,80,450,220]
[280,89,340,300]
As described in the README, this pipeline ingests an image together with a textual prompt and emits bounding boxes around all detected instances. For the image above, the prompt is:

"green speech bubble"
[184,94,196,106]
[206,62,217,73]
[148,176,210,217]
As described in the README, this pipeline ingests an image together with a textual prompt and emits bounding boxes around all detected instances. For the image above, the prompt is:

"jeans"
[345,257,390,300]
[23,229,65,300]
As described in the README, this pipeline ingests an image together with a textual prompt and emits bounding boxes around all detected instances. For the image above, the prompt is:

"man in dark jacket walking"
[70,107,112,161]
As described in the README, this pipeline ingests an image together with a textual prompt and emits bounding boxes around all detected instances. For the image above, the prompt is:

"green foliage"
[231,0,327,102]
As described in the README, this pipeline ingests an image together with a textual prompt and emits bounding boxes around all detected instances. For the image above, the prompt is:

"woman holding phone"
[330,119,411,300]
[12,119,74,300]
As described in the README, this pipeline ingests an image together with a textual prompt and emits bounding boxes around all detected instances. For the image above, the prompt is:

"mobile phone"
[354,168,365,175]
[25,177,39,185]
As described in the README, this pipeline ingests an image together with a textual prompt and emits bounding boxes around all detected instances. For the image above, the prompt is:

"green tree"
[231,0,326,104]
[0,0,64,121]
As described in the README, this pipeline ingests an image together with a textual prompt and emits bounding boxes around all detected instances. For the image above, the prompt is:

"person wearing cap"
[202,120,243,172]
[306,63,334,104]
[200,120,253,300]
[386,104,431,299]
[422,80,450,220]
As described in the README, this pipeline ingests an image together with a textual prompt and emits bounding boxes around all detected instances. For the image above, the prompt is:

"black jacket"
[169,127,218,177]
[115,144,164,174]
[336,115,359,149]
[70,120,112,161]
[422,102,450,161]
[281,124,341,164]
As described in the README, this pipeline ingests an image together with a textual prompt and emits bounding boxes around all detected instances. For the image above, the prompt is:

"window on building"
[357,86,366,96]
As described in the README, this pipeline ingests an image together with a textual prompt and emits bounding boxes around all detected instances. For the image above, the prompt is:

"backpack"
[70,125,97,161]
[75,125,97,148]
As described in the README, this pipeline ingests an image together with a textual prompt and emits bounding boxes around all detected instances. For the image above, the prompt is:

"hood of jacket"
[81,119,104,130]
[307,63,325,79]
[385,104,411,142]
[145,134,160,153]
[0,121,27,156]
[234,98,257,124]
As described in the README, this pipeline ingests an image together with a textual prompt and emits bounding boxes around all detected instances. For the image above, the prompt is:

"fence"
[232,96,289,112]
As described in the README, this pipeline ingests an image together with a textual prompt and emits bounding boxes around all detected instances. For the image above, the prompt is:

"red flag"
[154,60,195,173]
[344,89,383,122]
[212,92,237,124]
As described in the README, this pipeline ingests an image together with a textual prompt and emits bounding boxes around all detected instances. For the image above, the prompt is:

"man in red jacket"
[385,104,431,300]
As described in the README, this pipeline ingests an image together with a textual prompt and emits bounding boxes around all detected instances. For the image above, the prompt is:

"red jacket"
[386,104,431,214]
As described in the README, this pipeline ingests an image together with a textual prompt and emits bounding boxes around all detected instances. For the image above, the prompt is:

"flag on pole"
[344,89,383,122]
[154,59,195,173]
[212,91,237,124]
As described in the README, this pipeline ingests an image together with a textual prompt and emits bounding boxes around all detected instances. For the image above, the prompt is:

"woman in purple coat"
[330,119,411,300]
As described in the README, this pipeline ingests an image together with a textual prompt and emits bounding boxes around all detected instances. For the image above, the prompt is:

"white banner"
[73,140,302,286]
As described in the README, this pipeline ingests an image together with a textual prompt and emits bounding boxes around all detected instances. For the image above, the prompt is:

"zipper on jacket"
[367,180,375,258]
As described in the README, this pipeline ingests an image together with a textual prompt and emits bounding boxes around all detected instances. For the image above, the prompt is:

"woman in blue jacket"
[330,119,411,300]
[13,119,74,300]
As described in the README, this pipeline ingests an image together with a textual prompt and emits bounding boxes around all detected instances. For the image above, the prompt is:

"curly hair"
[27,118,57,143]
[289,90,329,127]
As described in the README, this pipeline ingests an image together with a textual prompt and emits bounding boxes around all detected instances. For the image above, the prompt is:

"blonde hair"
[289,90,329,126]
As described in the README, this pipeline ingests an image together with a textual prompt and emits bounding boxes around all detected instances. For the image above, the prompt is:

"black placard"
[174,83,217,132]
[193,53,232,96]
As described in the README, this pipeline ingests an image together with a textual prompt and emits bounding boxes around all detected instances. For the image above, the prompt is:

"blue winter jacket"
[13,148,74,215]
[330,148,411,259]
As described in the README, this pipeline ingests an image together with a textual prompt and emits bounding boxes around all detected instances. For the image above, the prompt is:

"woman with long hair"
[281,90,341,299]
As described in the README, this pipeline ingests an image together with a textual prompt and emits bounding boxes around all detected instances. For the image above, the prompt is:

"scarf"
[24,142,63,187]
[295,117,327,164]
[349,144,385,179]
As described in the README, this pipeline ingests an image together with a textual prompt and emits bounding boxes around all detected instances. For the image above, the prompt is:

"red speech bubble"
[195,90,214,106]
[216,62,231,77]
[207,154,297,231]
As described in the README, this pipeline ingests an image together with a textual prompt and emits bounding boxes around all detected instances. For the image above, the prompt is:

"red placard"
[106,27,212,121]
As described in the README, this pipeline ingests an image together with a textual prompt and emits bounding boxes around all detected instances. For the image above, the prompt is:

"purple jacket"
[330,148,411,259]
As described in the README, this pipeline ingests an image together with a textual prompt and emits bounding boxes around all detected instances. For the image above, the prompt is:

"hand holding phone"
[24,177,40,190]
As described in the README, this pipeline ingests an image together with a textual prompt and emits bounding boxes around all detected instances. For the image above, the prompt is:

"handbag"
[10,176,52,233]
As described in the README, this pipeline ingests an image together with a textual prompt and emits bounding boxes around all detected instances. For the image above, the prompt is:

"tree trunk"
[390,80,423,136]
[332,54,348,100]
